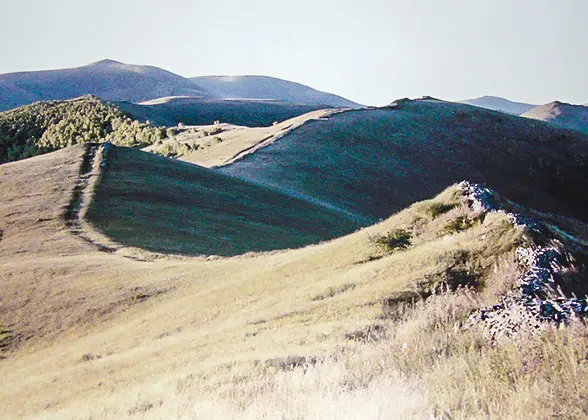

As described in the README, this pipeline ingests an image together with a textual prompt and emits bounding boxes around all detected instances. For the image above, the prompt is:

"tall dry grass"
[107,290,586,420]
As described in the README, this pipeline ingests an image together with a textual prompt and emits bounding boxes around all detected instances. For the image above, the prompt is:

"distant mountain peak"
[191,75,362,108]
[88,59,123,67]
[460,96,536,115]
[522,101,588,134]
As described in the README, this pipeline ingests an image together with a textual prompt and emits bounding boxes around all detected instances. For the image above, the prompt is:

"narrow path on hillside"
[62,142,119,253]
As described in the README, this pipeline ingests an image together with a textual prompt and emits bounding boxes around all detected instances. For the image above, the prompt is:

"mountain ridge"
[191,75,362,108]
[0,60,362,112]
[460,95,536,115]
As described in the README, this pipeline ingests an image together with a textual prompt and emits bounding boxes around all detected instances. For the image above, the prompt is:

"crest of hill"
[460,96,536,115]
[217,99,588,223]
[522,101,588,134]
[0,59,211,111]
[191,75,362,108]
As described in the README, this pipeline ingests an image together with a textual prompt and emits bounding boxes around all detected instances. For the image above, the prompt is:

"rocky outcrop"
[460,181,587,338]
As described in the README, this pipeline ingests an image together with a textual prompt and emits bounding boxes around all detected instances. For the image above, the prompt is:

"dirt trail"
[61,142,119,253]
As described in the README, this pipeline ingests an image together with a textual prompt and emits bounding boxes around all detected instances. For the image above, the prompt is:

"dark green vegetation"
[0,96,166,163]
[86,147,361,256]
[370,229,412,253]
[117,98,327,127]
[220,100,588,223]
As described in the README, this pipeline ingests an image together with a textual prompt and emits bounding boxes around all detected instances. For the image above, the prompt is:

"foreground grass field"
[1,138,587,418]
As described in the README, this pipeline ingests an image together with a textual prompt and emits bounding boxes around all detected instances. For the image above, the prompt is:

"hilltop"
[191,75,362,108]
[522,101,588,134]
[460,95,536,115]
[0,60,211,111]
[215,99,588,223]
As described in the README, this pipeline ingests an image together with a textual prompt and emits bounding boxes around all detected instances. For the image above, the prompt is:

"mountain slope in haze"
[218,99,588,223]
[460,96,536,115]
[0,59,211,111]
[117,97,328,127]
[522,101,588,134]
[191,75,362,108]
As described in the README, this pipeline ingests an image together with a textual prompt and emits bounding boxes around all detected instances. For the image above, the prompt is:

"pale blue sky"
[1,0,586,106]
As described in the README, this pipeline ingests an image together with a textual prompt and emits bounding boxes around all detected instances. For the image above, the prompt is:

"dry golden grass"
[1,145,586,419]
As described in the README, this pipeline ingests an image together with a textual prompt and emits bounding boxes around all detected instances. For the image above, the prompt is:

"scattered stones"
[460,181,587,338]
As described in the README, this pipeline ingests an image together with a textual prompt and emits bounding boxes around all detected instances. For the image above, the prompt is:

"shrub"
[442,216,478,235]
[370,229,412,253]
[424,202,458,219]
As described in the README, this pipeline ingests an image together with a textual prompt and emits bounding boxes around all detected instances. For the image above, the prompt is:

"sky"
[0,0,586,106]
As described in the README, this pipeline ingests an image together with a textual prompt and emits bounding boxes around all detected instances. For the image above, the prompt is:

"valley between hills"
[0,61,587,419]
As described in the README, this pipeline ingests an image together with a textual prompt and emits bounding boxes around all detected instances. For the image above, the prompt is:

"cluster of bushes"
[370,229,412,253]
[0,95,167,163]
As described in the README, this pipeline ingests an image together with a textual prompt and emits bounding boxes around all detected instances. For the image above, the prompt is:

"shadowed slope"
[117,97,329,127]
[218,99,588,222]
[86,146,361,256]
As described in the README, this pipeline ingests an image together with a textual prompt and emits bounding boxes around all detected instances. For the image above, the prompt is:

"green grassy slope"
[86,146,361,256]
[218,99,588,222]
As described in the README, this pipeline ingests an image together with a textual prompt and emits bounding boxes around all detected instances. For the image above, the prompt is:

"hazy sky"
[1,0,586,106]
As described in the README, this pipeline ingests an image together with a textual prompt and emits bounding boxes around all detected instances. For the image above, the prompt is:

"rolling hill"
[0,59,211,111]
[2,95,588,418]
[191,75,362,108]
[0,95,332,164]
[460,96,536,115]
[85,145,361,256]
[1,140,587,417]
[217,99,588,223]
[522,101,588,134]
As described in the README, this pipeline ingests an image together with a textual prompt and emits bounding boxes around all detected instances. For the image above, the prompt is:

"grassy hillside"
[2,100,587,418]
[218,99,588,223]
[1,145,586,417]
[86,146,361,256]
[117,97,330,127]
[0,96,167,163]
